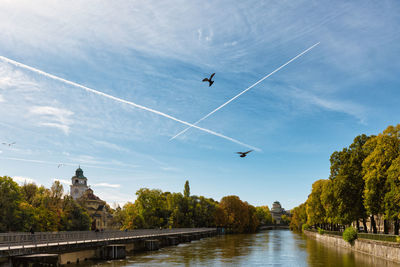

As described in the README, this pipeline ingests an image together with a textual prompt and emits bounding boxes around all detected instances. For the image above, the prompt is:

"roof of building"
[72,166,87,179]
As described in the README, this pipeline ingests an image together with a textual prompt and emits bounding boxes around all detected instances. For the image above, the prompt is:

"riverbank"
[304,229,400,263]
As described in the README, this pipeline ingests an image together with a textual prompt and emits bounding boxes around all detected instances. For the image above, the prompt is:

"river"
[93,230,400,266]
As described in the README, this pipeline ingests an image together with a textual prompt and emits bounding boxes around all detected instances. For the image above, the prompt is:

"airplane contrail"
[0,55,260,151]
[170,42,320,141]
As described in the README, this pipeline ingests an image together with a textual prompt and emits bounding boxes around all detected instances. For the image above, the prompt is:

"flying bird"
[57,163,65,168]
[2,142,15,147]
[236,150,253,158]
[202,73,215,87]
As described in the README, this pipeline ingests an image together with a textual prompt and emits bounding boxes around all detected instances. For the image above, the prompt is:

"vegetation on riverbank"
[113,181,273,233]
[290,124,400,235]
[0,177,273,233]
[0,176,91,232]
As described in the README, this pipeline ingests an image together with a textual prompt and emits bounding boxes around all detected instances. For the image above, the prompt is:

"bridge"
[259,225,290,230]
[0,228,217,266]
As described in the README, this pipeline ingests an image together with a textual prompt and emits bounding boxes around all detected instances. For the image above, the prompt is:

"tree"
[385,155,400,234]
[256,206,273,225]
[329,135,370,229]
[0,176,23,232]
[134,188,168,228]
[246,203,259,233]
[320,179,338,229]
[281,214,290,225]
[363,126,400,233]
[184,180,190,198]
[60,196,91,231]
[289,203,307,232]
[218,195,251,233]
[21,182,38,204]
[50,180,64,209]
[166,193,186,228]
[306,179,327,227]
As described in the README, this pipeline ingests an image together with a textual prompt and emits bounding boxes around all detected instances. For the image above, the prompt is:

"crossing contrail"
[0,55,260,151]
[170,42,320,141]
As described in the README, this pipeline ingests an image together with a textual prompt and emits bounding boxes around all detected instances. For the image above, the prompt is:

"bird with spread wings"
[202,73,215,87]
[236,150,253,158]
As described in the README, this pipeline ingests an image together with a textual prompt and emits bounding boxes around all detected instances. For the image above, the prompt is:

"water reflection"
[88,230,400,266]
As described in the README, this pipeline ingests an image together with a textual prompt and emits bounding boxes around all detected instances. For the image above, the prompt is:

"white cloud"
[197,28,213,43]
[0,94,3,102]
[29,106,74,134]
[93,188,134,207]
[160,166,180,172]
[93,140,129,152]
[93,183,121,188]
[284,87,366,123]
[0,65,41,92]
[13,176,37,184]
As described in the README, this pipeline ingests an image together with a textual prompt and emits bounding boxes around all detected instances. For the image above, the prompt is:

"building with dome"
[70,166,89,200]
[69,167,114,229]
[271,201,288,224]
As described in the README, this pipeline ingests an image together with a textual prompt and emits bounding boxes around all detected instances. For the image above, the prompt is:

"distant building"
[69,167,114,229]
[70,166,89,199]
[271,201,287,224]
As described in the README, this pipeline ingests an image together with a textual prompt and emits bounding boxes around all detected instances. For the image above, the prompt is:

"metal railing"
[0,228,215,251]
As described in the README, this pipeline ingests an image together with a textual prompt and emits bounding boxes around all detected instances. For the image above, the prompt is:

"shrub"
[396,236,400,243]
[302,223,309,232]
[343,227,358,243]
[318,227,325,235]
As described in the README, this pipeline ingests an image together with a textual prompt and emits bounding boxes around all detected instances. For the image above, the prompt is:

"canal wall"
[304,230,400,263]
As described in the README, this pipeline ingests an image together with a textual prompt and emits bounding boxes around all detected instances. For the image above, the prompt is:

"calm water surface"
[93,230,400,266]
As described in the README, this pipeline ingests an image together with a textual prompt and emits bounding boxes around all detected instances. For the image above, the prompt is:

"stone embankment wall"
[304,230,400,263]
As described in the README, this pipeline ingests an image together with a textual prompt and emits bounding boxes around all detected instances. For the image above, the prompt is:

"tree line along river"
[86,230,399,266]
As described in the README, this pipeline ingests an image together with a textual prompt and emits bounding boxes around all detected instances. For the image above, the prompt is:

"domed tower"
[271,201,285,224]
[70,166,89,199]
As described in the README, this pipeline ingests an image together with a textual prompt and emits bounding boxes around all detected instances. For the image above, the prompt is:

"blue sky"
[0,0,400,209]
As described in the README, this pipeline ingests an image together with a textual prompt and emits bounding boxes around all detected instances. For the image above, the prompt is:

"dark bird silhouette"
[202,73,215,87]
[57,163,64,168]
[236,150,253,158]
[2,142,15,147]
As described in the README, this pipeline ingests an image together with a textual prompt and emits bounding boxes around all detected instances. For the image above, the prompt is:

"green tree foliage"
[60,196,91,231]
[166,192,186,228]
[343,227,358,243]
[118,182,221,230]
[289,203,307,232]
[0,178,91,232]
[281,214,290,225]
[0,176,23,231]
[363,126,400,233]
[117,181,261,233]
[21,182,38,204]
[184,180,190,198]
[320,179,337,225]
[134,188,168,228]
[217,195,259,233]
[193,196,218,228]
[385,155,400,234]
[255,206,273,225]
[290,124,400,235]
[306,179,327,226]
